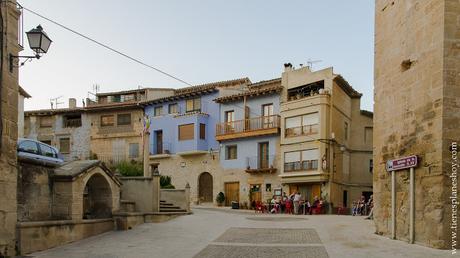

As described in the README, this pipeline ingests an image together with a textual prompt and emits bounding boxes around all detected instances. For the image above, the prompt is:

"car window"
[18,141,39,154]
[39,144,57,158]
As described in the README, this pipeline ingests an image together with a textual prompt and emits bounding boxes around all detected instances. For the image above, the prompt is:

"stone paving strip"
[193,227,329,258]
[194,245,329,258]
[214,227,322,244]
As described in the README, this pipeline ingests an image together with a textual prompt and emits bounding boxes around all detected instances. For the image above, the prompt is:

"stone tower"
[374,0,459,249]
[0,0,21,256]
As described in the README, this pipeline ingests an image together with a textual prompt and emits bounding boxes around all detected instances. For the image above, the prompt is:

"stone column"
[152,168,160,213]
[185,183,191,212]
[143,132,150,177]
[0,1,21,256]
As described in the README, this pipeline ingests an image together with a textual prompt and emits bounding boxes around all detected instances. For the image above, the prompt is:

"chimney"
[284,63,293,72]
[69,98,77,109]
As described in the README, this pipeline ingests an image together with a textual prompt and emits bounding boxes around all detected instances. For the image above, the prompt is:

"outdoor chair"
[285,201,293,214]
[312,203,323,215]
[255,201,265,213]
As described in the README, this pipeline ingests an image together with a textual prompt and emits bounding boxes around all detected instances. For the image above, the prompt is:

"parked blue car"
[17,138,64,167]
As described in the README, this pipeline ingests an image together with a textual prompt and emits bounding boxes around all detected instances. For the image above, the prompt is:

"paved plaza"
[31,207,452,258]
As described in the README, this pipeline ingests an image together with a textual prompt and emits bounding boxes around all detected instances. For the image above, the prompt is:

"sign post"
[386,155,418,244]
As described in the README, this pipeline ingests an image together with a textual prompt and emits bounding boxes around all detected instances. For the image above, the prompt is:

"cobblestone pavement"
[31,207,452,258]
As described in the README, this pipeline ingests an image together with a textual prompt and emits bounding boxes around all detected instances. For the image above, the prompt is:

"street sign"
[386,155,418,171]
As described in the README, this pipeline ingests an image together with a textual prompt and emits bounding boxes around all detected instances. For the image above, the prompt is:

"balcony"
[284,160,319,172]
[215,115,280,141]
[150,142,172,159]
[245,155,276,174]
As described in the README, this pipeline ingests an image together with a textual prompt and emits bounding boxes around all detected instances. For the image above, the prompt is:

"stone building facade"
[279,65,373,208]
[86,88,173,164]
[374,0,460,249]
[0,1,21,256]
[146,69,373,209]
[24,104,90,161]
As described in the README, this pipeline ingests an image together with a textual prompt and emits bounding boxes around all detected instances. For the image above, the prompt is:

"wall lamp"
[9,25,52,72]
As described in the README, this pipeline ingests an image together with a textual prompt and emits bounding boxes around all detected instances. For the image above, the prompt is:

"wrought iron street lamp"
[9,25,52,71]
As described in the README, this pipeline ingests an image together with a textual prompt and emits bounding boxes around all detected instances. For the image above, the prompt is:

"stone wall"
[119,177,155,212]
[17,162,54,221]
[374,0,459,249]
[17,218,114,254]
[0,1,21,256]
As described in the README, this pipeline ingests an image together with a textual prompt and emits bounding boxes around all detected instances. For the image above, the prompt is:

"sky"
[19,0,375,111]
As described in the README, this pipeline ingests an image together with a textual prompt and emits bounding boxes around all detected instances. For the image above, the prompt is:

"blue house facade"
[145,91,220,155]
[214,78,283,204]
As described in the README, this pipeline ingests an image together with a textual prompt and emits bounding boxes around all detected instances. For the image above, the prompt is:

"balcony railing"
[284,160,319,172]
[245,155,276,173]
[285,124,319,138]
[150,142,172,155]
[216,115,280,140]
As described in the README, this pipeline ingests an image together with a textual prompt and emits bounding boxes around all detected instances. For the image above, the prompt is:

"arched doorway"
[198,172,213,203]
[83,173,113,219]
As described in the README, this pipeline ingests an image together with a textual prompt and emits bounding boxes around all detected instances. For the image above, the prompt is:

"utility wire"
[18,3,193,86]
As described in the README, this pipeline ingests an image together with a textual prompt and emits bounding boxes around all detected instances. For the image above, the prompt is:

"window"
[262,104,274,117]
[59,138,70,154]
[285,112,319,137]
[168,103,178,114]
[369,159,373,173]
[117,114,131,126]
[39,116,53,128]
[63,114,82,128]
[186,97,201,113]
[200,123,206,140]
[18,141,39,154]
[225,110,235,122]
[154,106,163,117]
[129,143,139,158]
[39,144,57,158]
[284,149,319,172]
[364,127,373,143]
[121,94,135,102]
[100,115,114,127]
[226,145,237,160]
[344,122,349,140]
[178,123,194,141]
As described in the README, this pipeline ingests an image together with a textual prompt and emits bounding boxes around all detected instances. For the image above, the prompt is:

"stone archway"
[83,173,113,219]
[198,172,213,203]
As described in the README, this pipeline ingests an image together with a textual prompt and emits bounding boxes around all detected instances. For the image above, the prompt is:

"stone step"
[160,203,174,206]
[160,206,185,211]
[160,208,187,213]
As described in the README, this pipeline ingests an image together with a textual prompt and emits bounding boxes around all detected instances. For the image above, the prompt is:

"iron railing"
[216,115,280,136]
[246,155,275,170]
[150,142,172,155]
[285,124,319,138]
[284,160,319,172]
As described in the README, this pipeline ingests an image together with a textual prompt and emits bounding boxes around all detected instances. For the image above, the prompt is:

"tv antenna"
[307,59,322,70]
[50,96,64,109]
[92,84,100,94]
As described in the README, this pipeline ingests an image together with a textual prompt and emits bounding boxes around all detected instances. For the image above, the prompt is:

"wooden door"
[224,182,240,206]
[250,184,262,203]
[312,184,321,200]
[289,185,299,195]
[156,130,163,154]
[198,172,213,203]
[258,142,269,169]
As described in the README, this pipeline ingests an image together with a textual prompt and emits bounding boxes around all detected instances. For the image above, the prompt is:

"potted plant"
[216,192,225,206]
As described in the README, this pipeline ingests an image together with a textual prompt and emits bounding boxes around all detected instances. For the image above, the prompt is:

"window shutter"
[179,124,194,140]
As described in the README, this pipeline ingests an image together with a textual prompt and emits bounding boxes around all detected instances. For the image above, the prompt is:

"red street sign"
[386,155,418,171]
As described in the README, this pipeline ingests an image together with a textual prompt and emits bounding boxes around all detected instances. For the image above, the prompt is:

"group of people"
[258,192,324,215]
[352,195,374,219]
